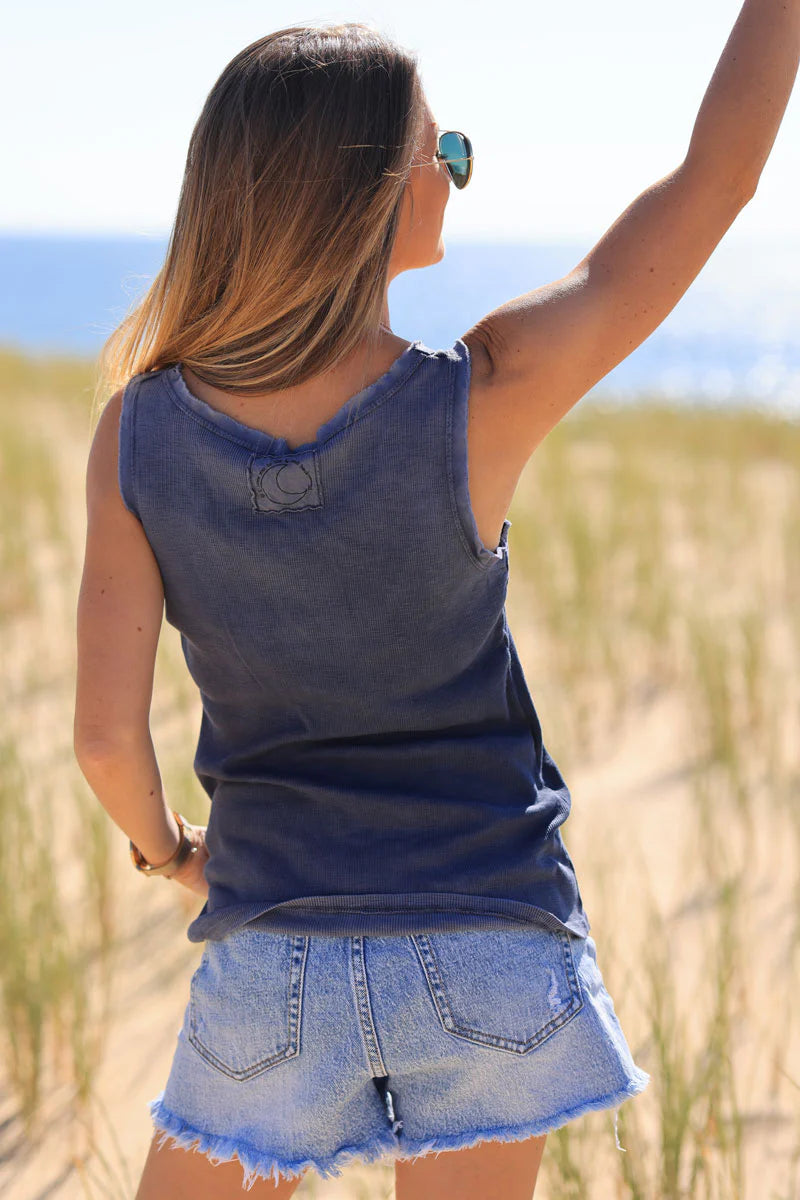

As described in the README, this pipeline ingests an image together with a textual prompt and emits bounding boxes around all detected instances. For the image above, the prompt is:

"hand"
[168,821,210,899]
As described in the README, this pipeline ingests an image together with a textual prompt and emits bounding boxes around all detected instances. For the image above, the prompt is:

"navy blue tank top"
[118,337,591,943]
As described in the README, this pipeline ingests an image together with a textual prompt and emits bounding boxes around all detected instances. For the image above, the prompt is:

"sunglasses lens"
[439,131,472,189]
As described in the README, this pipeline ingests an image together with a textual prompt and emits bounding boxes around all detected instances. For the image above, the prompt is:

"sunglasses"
[435,129,473,190]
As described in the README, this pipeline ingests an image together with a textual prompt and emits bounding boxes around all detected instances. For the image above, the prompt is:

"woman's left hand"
[168,821,210,898]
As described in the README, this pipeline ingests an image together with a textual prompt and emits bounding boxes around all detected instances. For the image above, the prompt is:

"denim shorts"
[148,925,650,1189]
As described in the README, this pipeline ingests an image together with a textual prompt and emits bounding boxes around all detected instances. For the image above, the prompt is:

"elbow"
[73,738,117,774]
[73,725,145,767]
[736,171,758,206]
[74,737,113,767]
[681,154,758,208]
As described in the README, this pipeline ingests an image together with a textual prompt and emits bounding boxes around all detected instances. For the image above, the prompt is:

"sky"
[4,0,799,245]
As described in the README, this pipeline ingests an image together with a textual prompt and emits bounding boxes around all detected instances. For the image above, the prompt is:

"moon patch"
[248,453,323,514]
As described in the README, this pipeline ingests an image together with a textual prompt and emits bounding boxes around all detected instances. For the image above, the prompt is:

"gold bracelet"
[129,810,198,878]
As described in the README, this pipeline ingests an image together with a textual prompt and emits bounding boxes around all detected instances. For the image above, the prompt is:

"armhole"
[446,337,511,571]
[117,376,141,521]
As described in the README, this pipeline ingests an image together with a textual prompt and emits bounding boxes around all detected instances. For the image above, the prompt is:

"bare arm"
[463,0,799,461]
[685,0,800,191]
[73,390,181,867]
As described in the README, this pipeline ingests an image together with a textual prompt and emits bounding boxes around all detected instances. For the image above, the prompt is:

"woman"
[74,11,797,1199]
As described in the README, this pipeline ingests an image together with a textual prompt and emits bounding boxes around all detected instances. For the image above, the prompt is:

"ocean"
[1,233,798,416]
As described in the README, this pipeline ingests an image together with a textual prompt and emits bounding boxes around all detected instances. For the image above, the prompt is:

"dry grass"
[0,345,797,1198]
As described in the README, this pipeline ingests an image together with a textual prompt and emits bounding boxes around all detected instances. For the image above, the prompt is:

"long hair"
[91,21,425,427]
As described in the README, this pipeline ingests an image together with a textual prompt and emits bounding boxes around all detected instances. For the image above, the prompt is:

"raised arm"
[463,0,800,463]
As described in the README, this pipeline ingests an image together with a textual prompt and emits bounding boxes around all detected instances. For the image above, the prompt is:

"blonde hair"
[92,21,426,427]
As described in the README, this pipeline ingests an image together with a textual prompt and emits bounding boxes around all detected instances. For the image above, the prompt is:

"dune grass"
[0,344,797,1198]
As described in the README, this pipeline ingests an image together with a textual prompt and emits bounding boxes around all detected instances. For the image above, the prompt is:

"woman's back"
[180,331,515,559]
[118,335,590,944]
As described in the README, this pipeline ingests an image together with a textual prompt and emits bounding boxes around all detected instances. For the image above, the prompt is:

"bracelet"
[129,810,198,878]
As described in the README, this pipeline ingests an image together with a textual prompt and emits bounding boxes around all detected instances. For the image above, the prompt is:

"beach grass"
[0,344,797,1198]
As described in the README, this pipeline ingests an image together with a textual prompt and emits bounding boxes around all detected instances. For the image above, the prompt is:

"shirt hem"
[186,892,591,942]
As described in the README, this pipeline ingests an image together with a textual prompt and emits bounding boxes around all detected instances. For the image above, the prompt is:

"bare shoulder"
[87,388,126,495]
[457,324,530,553]
[84,384,152,539]
[459,328,494,386]
[458,279,592,492]
[460,159,752,469]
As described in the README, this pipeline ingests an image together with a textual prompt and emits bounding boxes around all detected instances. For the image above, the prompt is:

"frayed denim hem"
[147,1092,400,1188]
[390,1066,651,1165]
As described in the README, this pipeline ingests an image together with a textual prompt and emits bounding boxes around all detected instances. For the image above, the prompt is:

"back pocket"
[410,926,583,1054]
[188,929,308,1080]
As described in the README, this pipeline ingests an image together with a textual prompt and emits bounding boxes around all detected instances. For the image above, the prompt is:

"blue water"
[2,233,798,415]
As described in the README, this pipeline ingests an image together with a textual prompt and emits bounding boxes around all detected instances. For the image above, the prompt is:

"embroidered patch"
[247,453,323,514]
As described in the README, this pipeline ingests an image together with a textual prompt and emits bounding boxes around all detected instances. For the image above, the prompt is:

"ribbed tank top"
[118,337,591,943]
